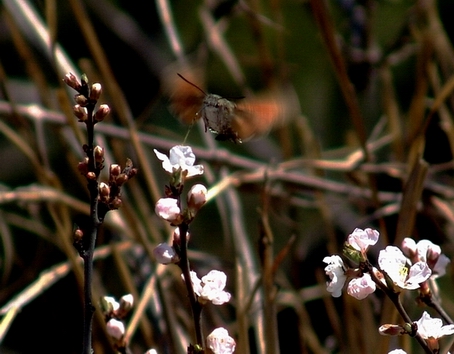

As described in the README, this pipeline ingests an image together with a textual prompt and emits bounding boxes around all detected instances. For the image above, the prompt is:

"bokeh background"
[1,0,454,353]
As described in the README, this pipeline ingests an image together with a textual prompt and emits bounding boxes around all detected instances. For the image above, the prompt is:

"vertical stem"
[178,222,203,347]
[82,223,98,354]
[81,99,101,354]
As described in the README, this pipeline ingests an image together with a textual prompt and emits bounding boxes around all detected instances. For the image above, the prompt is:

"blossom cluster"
[324,228,449,299]
[323,228,452,350]
[154,145,207,225]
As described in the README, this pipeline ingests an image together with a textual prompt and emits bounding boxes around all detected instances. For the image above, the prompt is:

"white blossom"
[388,350,407,354]
[416,311,454,339]
[378,246,431,290]
[206,327,236,354]
[183,270,231,305]
[347,228,379,252]
[347,273,376,300]
[323,255,347,298]
[154,145,204,177]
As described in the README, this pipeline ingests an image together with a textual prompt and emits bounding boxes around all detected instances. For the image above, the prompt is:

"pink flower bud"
[94,104,110,122]
[155,198,181,223]
[153,243,180,264]
[75,94,88,106]
[378,324,406,336]
[99,182,110,201]
[110,164,121,178]
[94,146,104,164]
[87,171,97,180]
[73,228,84,243]
[114,294,134,318]
[64,72,81,91]
[90,83,102,101]
[115,174,129,187]
[73,104,88,121]
[187,184,207,212]
[106,318,125,340]
[78,160,89,175]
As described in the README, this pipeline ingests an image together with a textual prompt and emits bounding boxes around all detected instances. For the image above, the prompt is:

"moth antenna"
[177,73,207,96]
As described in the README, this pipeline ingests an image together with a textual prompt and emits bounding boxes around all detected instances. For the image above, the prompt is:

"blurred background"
[1,0,454,353]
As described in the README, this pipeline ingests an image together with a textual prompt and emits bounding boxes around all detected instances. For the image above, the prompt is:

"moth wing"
[233,88,298,141]
[160,64,206,124]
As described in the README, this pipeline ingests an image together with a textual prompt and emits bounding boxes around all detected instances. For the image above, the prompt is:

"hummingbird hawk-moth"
[177,73,242,143]
[162,68,297,143]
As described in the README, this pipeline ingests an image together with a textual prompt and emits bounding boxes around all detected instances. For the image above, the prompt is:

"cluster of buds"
[98,159,137,211]
[64,72,110,124]
[100,294,134,350]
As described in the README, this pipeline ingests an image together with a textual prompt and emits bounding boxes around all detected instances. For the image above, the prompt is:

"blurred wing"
[233,88,298,141]
[160,64,205,124]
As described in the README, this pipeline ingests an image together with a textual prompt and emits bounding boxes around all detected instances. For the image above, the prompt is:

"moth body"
[200,94,241,143]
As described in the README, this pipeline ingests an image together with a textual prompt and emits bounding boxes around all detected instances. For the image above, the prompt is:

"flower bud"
[94,104,110,122]
[155,198,181,223]
[64,72,81,91]
[78,160,89,175]
[115,294,134,318]
[73,104,88,121]
[81,74,89,87]
[99,182,110,201]
[87,171,97,180]
[100,296,120,314]
[115,173,128,187]
[110,164,121,178]
[106,318,125,340]
[94,146,104,164]
[90,83,102,101]
[378,324,406,336]
[187,184,207,212]
[153,243,180,264]
[73,228,84,243]
[75,94,88,106]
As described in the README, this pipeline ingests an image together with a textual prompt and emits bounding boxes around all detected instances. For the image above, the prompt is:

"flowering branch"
[324,228,453,354]
[153,145,234,354]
